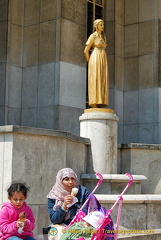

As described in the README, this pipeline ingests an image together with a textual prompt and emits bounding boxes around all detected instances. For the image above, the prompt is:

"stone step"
[81,174,147,194]
[95,194,161,231]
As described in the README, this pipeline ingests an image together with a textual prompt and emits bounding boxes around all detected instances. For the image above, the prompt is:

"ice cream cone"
[71,187,78,197]
[19,211,26,221]
[18,212,26,234]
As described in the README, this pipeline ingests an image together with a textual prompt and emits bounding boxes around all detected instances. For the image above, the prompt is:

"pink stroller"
[66,172,133,240]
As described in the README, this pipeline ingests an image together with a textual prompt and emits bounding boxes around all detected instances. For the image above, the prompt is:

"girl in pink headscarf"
[47,168,89,240]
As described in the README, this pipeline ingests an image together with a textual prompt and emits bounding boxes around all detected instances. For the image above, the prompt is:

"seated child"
[60,211,104,240]
[0,183,36,240]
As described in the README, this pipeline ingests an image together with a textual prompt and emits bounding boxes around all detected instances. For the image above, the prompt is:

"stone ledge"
[95,194,161,203]
[81,173,147,182]
[119,143,161,150]
[0,125,91,145]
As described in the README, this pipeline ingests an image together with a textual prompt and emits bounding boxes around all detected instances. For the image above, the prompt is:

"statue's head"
[94,19,104,29]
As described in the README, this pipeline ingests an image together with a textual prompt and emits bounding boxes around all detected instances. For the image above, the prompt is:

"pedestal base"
[79,109,119,174]
[84,108,114,113]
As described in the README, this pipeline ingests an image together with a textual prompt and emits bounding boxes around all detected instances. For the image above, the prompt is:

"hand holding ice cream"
[65,187,78,207]
[17,211,26,234]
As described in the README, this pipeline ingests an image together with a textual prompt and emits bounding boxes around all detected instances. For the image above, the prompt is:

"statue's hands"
[84,45,91,62]
[85,55,90,62]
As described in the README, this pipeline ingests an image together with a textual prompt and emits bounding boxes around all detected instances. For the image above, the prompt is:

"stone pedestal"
[79,109,119,174]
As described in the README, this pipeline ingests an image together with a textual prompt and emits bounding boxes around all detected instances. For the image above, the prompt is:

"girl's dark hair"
[7,183,29,197]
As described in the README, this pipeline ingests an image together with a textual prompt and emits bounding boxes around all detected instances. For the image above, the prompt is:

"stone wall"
[21,0,87,134]
[106,0,161,144]
[0,0,8,125]
[0,0,87,135]
[123,0,160,144]
[120,143,161,194]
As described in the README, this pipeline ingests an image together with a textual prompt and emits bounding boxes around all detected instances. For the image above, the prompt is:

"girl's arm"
[0,208,18,234]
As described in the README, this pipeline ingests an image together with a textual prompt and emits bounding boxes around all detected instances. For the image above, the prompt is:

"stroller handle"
[79,173,103,211]
[95,173,103,186]
[91,173,103,193]
[125,173,133,187]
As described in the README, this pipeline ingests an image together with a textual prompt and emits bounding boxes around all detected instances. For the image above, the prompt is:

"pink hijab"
[47,168,78,210]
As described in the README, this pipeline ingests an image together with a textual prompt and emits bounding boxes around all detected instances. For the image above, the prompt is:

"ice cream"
[67,187,79,207]
[18,212,26,234]
[71,187,78,197]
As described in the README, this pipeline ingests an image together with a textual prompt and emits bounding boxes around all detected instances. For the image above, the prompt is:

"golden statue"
[84,19,109,108]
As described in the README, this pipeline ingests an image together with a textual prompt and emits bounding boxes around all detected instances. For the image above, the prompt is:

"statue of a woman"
[84,19,109,108]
